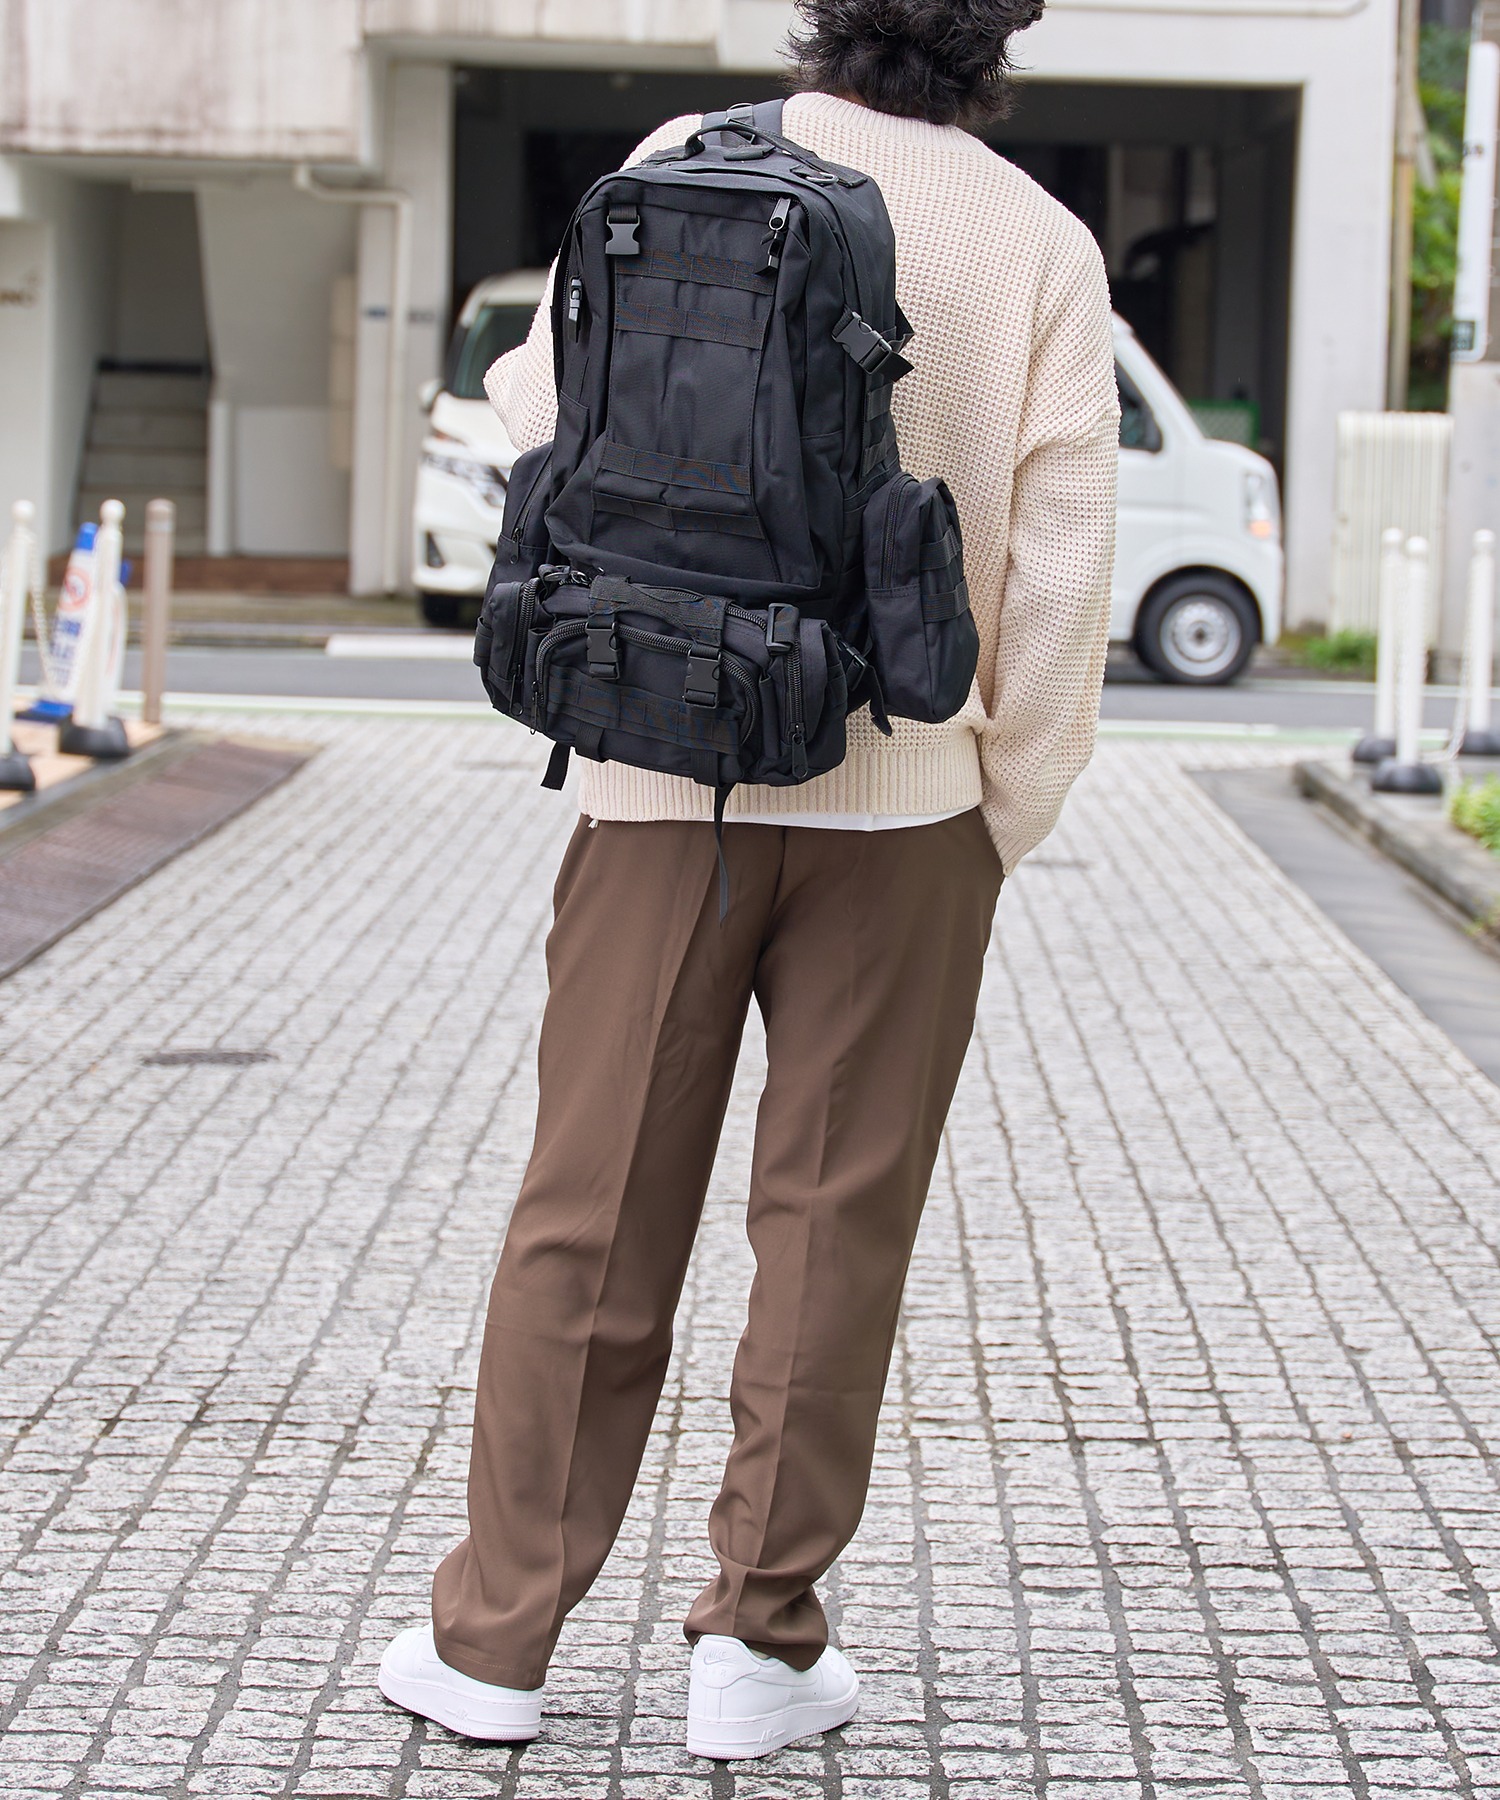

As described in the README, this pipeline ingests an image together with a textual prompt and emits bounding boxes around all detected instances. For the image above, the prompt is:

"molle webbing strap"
[549,667,739,753]
[920,528,961,572]
[633,247,776,295]
[713,782,732,922]
[541,741,571,790]
[614,297,765,352]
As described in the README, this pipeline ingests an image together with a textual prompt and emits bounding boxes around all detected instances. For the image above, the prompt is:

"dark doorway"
[453,68,775,310]
[988,82,1299,467]
[452,68,1298,465]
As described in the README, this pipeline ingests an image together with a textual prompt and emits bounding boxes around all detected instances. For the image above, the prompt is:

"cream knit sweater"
[485,92,1119,874]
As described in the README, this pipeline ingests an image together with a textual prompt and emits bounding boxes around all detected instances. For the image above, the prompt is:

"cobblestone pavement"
[3,712,1500,1800]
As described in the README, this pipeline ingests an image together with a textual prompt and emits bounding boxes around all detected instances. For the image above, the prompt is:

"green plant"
[1409,25,1468,409]
[1449,774,1500,856]
[1303,630,1379,675]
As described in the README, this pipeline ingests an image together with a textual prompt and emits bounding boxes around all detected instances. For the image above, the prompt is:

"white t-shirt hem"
[724,807,971,832]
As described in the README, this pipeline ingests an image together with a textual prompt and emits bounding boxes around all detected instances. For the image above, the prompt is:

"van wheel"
[419,592,464,629]
[1134,573,1259,685]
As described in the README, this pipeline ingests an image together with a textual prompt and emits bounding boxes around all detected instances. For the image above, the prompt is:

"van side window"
[1117,362,1162,453]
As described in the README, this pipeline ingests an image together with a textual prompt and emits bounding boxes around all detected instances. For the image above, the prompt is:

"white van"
[1112,315,1282,683]
[416,287,1283,684]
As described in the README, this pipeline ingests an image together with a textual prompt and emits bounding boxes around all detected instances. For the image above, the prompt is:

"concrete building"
[0,0,1396,623]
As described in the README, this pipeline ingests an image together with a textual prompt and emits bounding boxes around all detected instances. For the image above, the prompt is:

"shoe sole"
[378,1659,541,1742]
[686,1674,859,1760]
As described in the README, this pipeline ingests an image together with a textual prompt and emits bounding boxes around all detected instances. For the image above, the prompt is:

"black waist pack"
[475,563,851,802]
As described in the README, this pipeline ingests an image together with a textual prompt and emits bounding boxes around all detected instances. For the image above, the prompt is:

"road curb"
[1294,758,1500,940]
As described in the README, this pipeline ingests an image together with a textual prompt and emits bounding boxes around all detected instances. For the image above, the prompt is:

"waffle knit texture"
[485,92,1119,874]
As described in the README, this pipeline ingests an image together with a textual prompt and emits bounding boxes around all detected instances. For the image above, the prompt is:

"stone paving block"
[3,722,1500,1798]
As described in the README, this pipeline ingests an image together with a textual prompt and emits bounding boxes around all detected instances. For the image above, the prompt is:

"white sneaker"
[686,1634,859,1760]
[378,1623,542,1741]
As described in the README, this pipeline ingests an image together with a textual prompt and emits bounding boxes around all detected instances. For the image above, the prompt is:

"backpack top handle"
[681,100,788,161]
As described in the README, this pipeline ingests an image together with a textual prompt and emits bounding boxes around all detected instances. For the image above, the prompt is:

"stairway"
[76,367,210,556]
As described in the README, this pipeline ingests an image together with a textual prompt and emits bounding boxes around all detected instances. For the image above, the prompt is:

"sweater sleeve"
[978,234,1119,875]
[482,114,700,451]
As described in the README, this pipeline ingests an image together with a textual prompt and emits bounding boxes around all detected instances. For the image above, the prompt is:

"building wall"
[0,216,50,545]
[364,0,719,52]
[0,162,117,553]
[345,60,453,594]
[197,178,357,555]
[0,0,367,161]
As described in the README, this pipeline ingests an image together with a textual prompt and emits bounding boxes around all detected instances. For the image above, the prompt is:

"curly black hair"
[785,0,1045,128]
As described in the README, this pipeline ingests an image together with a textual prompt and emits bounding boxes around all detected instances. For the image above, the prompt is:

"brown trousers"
[431,810,1002,1688]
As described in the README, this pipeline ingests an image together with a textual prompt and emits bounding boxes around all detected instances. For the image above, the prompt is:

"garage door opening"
[453,69,1297,466]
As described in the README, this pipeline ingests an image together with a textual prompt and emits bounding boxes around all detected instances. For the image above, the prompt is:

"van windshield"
[446,303,536,399]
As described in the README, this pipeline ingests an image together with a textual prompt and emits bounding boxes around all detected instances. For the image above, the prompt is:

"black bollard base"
[1458,729,1500,758]
[58,716,131,761]
[0,746,36,792]
[1352,734,1397,765]
[1372,757,1443,795]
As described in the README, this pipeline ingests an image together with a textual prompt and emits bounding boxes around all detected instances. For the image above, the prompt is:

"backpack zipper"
[786,639,808,778]
[881,473,911,589]
[507,451,552,554]
[532,618,585,723]
[507,580,538,694]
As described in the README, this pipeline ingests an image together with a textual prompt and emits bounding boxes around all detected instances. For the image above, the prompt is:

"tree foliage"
[1409,25,1468,409]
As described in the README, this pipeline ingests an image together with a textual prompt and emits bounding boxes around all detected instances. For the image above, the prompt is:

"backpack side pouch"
[862,472,979,724]
[487,441,555,586]
[474,574,544,714]
[475,442,559,708]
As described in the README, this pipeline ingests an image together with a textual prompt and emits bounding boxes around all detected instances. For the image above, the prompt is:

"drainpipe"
[294,164,412,596]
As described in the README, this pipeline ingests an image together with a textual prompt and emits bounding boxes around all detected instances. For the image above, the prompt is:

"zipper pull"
[761,197,791,274]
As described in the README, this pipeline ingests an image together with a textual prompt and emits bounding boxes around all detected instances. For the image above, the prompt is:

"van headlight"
[422,448,508,511]
[1243,469,1279,541]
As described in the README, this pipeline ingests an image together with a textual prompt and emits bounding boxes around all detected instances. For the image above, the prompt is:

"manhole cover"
[142,1049,277,1067]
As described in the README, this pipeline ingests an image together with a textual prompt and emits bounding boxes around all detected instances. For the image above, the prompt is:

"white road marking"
[324,633,476,660]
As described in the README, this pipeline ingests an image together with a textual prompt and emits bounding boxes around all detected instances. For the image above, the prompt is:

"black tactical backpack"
[475,100,978,890]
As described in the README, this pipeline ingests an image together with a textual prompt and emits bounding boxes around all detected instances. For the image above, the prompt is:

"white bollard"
[59,498,130,760]
[1458,528,1499,756]
[1373,535,1443,794]
[141,498,175,727]
[1353,525,1404,763]
[1,500,37,792]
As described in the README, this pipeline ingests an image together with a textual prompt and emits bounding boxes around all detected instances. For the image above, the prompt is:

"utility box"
[1329,411,1452,641]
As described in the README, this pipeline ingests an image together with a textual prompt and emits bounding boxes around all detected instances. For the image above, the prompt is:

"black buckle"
[605,208,640,256]
[586,614,619,680]
[683,647,720,707]
[833,310,913,380]
[764,603,798,655]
